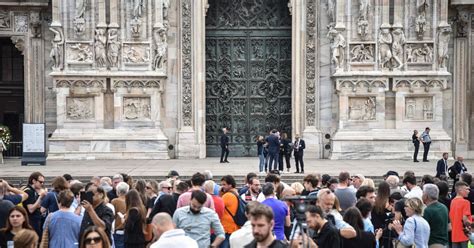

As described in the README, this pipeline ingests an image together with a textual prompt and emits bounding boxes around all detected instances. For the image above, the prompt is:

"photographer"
[392,198,430,247]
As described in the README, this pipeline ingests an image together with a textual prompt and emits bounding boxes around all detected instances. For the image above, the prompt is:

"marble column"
[97,0,107,27]
[109,0,119,28]
[51,0,61,27]
[335,0,345,30]
[29,37,45,123]
[380,0,390,28]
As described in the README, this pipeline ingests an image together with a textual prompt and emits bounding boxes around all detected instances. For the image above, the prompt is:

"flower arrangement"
[0,125,11,150]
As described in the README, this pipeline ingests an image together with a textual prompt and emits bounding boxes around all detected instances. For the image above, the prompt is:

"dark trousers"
[294,152,304,172]
[268,152,279,170]
[413,142,419,161]
[220,146,229,162]
[423,142,431,161]
[284,153,291,169]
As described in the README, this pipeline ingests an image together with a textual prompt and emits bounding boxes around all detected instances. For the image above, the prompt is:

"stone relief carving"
[327,0,335,25]
[405,43,433,63]
[14,14,28,33]
[454,10,469,38]
[357,0,370,39]
[113,79,163,92]
[74,0,86,34]
[337,79,388,93]
[123,44,150,64]
[10,36,25,54]
[49,27,64,70]
[305,0,316,126]
[163,0,170,25]
[415,0,429,40]
[56,79,105,89]
[405,97,433,121]
[394,79,448,93]
[133,0,145,20]
[107,29,120,68]
[350,44,374,62]
[29,12,41,37]
[181,0,192,126]
[131,18,141,38]
[152,24,167,70]
[378,28,392,69]
[349,97,376,121]
[438,26,451,69]
[67,43,93,63]
[0,10,10,28]
[327,27,346,71]
[391,28,405,69]
[123,97,151,120]
[67,97,94,120]
[94,28,107,68]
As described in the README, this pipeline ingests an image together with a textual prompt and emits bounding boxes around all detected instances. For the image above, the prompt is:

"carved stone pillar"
[29,37,45,123]
[453,8,470,156]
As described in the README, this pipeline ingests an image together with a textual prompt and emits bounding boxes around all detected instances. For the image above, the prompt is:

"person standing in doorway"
[220,127,230,163]
[293,135,305,174]
[266,130,280,171]
[421,127,431,162]
[412,130,420,162]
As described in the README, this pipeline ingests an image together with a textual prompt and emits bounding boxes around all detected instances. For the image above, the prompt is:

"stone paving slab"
[1,158,471,178]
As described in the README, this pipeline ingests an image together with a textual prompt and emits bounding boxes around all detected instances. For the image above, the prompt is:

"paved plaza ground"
[1,158,472,178]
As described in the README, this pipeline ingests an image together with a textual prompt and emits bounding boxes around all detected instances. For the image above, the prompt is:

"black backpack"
[224,191,247,227]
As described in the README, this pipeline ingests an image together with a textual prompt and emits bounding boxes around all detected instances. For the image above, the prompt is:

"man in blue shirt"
[421,127,431,162]
[261,183,289,240]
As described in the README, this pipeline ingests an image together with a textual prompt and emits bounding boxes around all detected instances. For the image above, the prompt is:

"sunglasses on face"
[146,186,151,189]
[85,236,102,244]
[37,180,44,184]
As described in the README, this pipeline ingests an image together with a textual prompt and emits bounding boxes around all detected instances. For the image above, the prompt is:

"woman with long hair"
[134,180,148,207]
[0,206,34,247]
[342,207,378,248]
[80,226,111,248]
[12,229,38,248]
[124,189,147,248]
[371,181,395,248]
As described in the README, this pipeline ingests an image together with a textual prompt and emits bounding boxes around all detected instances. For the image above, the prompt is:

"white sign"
[23,124,45,153]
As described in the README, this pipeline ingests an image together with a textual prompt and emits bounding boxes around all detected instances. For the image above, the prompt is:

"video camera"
[282,195,317,221]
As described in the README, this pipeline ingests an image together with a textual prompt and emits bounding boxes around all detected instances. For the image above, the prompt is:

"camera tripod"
[289,218,312,248]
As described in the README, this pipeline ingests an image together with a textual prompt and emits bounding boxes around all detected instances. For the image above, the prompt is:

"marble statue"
[327,28,346,70]
[153,26,167,70]
[163,0,170,24]
[327,0,335,24]
[95,28,107,68]
[75,0,86,19]
[438,26,451,69]
[405,45,413,63]
[378,28,393,69]
[359,0,369,22]
[133,0,145,20]
[0,10,9,28]
[415,0,429,39]
[107,29,120,68]
[350,44,373,62]
[49,27,64,70]
[391,28,405,69]
[29,12,41,37]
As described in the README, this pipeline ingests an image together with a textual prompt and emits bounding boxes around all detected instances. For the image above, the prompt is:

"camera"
[384,212,395,225]
[282,195,317,221]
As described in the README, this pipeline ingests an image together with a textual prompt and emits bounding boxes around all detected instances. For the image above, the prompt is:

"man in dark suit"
[266,130,280,171]
[220,127,230,163]
[435,152,449,178]
[293,134,306,173]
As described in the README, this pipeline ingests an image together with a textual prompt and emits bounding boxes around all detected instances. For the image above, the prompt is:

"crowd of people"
[0,161,473,248]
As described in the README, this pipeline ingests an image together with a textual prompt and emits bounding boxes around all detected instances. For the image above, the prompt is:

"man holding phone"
[78,185,114,244]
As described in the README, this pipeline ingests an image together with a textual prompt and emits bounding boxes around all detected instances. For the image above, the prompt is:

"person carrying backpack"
[220,175,247,248]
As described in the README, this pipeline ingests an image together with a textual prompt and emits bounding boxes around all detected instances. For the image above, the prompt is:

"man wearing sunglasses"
[23,171,46,237]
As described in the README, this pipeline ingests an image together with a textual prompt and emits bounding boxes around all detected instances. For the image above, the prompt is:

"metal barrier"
[2,142,22,158]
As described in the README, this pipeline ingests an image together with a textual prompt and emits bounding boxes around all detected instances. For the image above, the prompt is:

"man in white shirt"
[240,178,265,202]
[403,175,423,200]
[150,212,198,248]
[229,201,260,248]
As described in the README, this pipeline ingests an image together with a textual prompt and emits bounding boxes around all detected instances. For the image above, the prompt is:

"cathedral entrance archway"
[205,0,292,156]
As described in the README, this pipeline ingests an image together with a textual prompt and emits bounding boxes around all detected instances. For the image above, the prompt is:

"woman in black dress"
[124,189,147,248]
[412,130,420,162]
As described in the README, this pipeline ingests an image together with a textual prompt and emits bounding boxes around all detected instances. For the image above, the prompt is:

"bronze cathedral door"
[205,0,292,156]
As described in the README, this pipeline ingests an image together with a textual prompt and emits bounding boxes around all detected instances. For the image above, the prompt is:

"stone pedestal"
[330,129,451,159]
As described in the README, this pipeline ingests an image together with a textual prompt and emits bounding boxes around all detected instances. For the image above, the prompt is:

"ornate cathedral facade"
[0,0,472,160]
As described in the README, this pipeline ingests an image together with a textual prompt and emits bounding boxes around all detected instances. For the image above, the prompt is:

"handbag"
[39,214,53,248]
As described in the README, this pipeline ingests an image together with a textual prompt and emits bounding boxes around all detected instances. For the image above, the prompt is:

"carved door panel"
[205,0,292,157]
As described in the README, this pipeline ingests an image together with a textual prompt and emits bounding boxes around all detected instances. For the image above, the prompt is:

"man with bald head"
[150,212,198,248]
[316,188,357,239]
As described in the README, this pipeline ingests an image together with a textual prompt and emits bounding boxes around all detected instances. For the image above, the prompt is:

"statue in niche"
[29,12,41,38]
[357,0,370,38]
[133,0,145,20]
[350,44,373,62]
[0,10,10,28]
[327,27,346,70]
[49,27,64,70]
[152,25,167,70]
[327,0,335,24]
[415,0,429,40]
[74,0,86,34]
[438,26,451,69]
[364,97,376,120]
[107,29,120,68]
[405,45,414,62]
[391,28,405,69]
[378,28,393,69]
[95,28,107,68]
[131,18,141,37]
